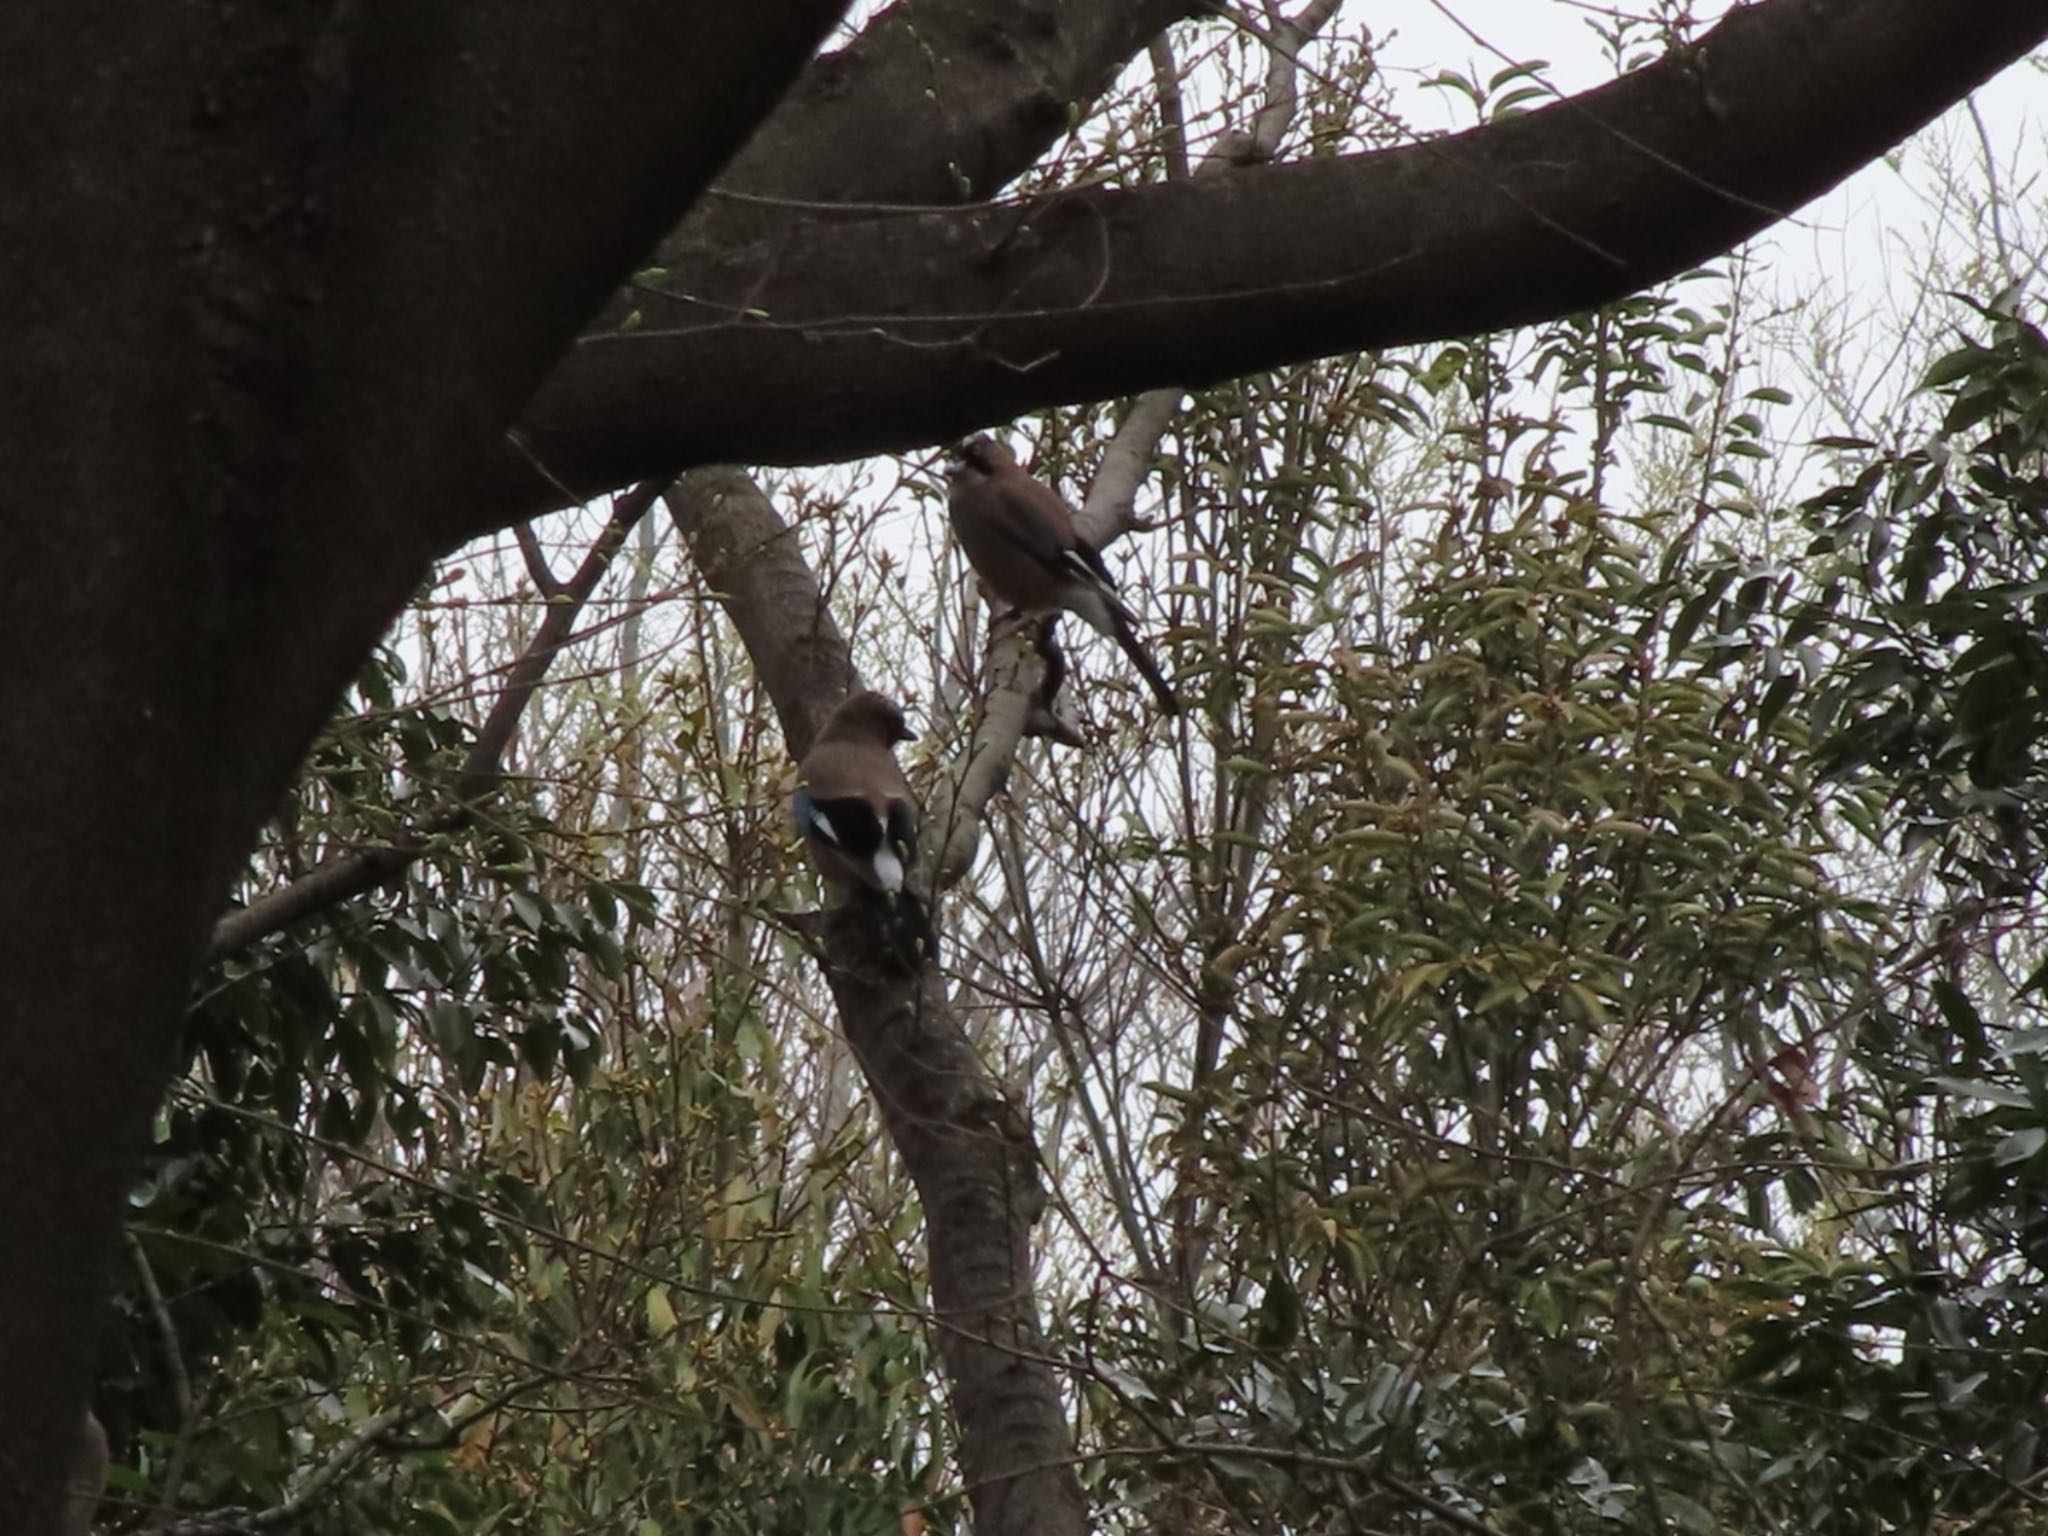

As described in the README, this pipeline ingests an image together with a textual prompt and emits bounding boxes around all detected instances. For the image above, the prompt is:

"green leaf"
[1994,1125,2047,1166]
[1924,344,1994,389]
[1256,1272,1302,1349]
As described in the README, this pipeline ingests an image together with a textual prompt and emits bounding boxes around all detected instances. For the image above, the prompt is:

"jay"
[791,689,933,965]
[946,435,1179,715]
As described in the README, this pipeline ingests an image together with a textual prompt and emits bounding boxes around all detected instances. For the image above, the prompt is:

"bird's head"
[822,689,917,747]
[947,434,1016,485]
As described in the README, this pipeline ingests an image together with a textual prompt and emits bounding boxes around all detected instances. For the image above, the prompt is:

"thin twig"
[130,1233,195,1530]
[1149,34,1190,181]
[206,478,668,961]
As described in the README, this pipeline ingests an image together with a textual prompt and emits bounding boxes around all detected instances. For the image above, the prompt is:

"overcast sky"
[1371,2,2045,323]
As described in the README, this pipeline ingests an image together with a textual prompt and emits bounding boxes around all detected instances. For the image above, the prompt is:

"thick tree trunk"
[0,6,845,1528]
[821,945,1082,1536]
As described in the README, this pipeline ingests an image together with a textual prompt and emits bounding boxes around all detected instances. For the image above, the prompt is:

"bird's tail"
[1107,608,1180,716]
[1065,579,1179,716]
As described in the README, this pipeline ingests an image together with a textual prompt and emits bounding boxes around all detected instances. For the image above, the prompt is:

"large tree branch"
[470,0,2048,526]
[707,0,1200,207]
[595,0,1203,337]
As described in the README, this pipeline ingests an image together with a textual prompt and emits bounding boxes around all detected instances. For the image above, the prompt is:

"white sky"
[1364,2,2046,341]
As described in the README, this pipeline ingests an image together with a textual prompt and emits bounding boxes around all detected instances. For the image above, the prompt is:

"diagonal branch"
[666,468,1088,1536]
[154,1403,433,1535]
[465,0,2048,524]
[205,481,667,963]
[130,1233,195,1531]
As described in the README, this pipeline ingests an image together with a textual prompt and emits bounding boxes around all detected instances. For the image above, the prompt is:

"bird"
[946,435,1179,715]
[791,689,933,965]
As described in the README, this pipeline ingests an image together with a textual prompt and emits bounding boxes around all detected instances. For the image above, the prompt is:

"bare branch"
[205,480,667,962]
[1149,34,1191,182]
[129,1235,195,1531]
[928,633,1045,892]
[1085,391,1186,544]
[1248,0,1344,160]
[512,522,566,600]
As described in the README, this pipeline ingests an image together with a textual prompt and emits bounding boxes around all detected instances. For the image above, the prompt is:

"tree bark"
[672,472,1088,1536]
[601,0,1204,333]
[467,0,2048,525]
[820,950,1082,1536]
[0,6,845,1529]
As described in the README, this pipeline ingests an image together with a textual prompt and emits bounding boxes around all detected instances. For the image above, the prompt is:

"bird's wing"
[981,477,1083,573]
[799,739,911,805]
[793,789,876,853]
[1064,534,1121,593]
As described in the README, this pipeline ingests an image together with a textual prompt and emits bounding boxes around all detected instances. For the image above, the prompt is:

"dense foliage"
[88,22,2048,1536]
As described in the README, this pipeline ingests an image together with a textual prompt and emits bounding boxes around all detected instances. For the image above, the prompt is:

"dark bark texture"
[472,0,2048,525]
[819,947,1078,1536]
[0,4,845,1530]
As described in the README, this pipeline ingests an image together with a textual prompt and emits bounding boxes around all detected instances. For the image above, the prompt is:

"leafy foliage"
[109,639,945,1532]
[92,26,2048,1534]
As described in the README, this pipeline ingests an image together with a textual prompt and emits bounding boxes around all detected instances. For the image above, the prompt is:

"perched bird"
[946,435,1179,715]
[791,690,932,965]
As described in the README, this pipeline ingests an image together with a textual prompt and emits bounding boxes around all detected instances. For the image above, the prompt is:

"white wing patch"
[870,846,905,893]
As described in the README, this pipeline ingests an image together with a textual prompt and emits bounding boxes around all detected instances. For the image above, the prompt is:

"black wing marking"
[794,792,886,859]
[1066,536,1120,591]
